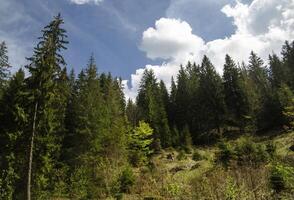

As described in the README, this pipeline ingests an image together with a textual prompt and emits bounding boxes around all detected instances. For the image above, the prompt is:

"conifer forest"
[0,14,294,200]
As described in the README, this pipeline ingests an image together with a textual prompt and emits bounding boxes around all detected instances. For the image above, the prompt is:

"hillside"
[122,131,294,200]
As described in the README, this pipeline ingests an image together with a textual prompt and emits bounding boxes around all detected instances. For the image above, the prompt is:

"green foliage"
[217,137,273,167]
[192,151,204,161]
[225,177,238,200]
[69,167,91,199]
[270,163,294,193]
[234,137,270,166]
[176,150,187,161]
[136,69,171,148]
[165,183,181,196]
[217,140,236,167]
[2,12,294,199]
[118,166,135,193]
[128,121,153,166]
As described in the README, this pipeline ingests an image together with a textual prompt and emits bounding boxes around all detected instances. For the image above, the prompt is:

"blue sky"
[1,0,294,99]
[0,0,239,77]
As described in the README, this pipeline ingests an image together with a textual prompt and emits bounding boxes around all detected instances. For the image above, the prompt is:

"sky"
[1,0,294,100]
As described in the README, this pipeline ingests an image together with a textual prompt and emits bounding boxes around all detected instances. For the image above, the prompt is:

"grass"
[123,131,294,200]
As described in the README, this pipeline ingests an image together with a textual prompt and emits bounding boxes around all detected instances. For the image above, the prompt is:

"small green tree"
[277,84,294,128]
[128,121,153,166]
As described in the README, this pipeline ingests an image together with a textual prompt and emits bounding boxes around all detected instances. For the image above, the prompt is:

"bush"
[192,151,204,161]
[217,141,235,167]
[225,177,238,200]
[270,163,294,193]
[217,137,273,168]
[176,150,187,161]
[165,183,181,196]
[118,167,135,194]
[235,137,270,166]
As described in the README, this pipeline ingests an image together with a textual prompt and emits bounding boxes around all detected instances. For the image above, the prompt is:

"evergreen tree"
[174,65,190,130]
[137,69,171,148]
[248,52,276,130]
[281,41,294,89]
[0,69,27,199]
[128,121,153,166]
[25,14,68,199]
[126,99,139,127]
[223,55,250,131]
[269,54,287,88]
[168,76,177,127]
[198,56,225,137]
[186,62,201,140]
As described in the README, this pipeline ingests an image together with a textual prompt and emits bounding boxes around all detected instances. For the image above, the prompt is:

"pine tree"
[168,76,177,127]
[175,65,190,130]
[25,14,68,199]
[198,56,225,137]
[248,52,276,131]
[128,121,153,166]
[223,55,250,131]
[186,62,201,140]
[137,69,171,148]
[281,41,294,89]
[0,69,27,199]
[126,99,139,127]
[269,54,287,88]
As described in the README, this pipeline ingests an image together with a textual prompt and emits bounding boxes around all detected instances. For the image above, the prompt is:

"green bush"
[270,163,294,193]
[176,150,187,161]
[217,141,235,167]
[192,151,204,161]
[235,137,270,165]
[118,166,135,193]
[225,177,238,200]
[217,137,273,167]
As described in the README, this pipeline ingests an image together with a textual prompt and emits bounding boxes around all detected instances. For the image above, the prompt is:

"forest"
[0,15,293,200]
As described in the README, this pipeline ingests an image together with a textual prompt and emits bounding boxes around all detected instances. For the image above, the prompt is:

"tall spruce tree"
[223,55,250,131]
[25,14,68,199]
[137,69,171,148]
[0,69,27,199]
[198,56,225,137]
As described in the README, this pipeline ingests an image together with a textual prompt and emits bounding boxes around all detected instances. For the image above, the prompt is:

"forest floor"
[122,131,294,200]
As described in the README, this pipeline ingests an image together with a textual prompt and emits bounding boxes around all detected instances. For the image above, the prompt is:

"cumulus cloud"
[69,0,103,5]
[124,0,294,100]
[140,18,205,61]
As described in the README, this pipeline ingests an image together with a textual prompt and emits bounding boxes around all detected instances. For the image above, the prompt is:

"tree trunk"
[27,102,38,200]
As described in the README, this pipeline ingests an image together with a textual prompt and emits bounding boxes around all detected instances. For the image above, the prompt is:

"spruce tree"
[25,14,68,199]
[0,69,27,199]
[198,56,225,137]
[223,55,250,131]
[137,69,171,148]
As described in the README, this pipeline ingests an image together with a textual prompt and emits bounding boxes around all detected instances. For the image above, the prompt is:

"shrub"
[176,150,187,161]
[165,183,181,196]
[192,151,203,161]
[225,177,238,200]
[270,163,294,193]
[217,140,235,167]
[118,166,135,193]
[235,137,270,166]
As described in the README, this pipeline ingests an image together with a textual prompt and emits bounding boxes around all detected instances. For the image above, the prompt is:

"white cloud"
[140,18,205,61]
[124,0,294,100]
[69,0,103,5]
